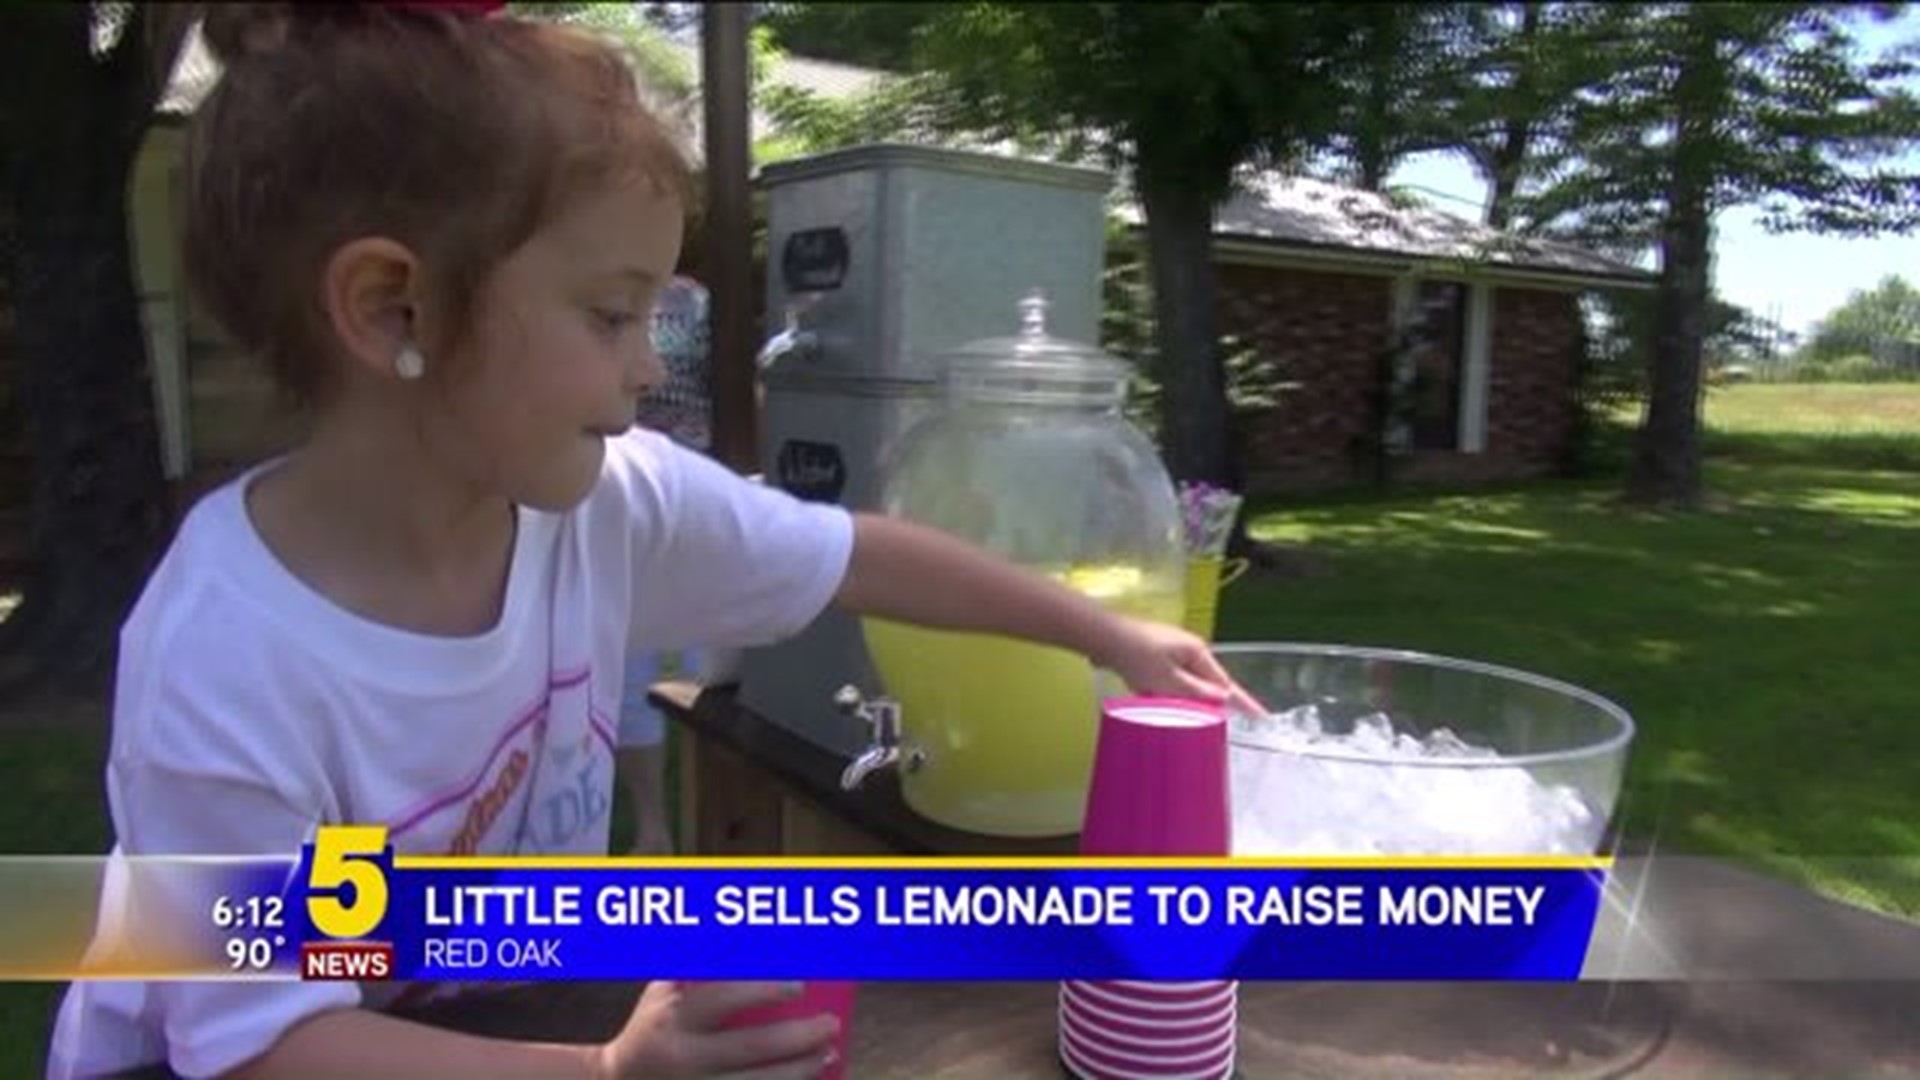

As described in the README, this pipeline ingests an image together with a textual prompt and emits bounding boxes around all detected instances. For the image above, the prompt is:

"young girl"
[49,4,1256,1079]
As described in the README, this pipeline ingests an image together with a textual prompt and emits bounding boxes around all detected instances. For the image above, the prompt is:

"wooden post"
[701,3,758,474]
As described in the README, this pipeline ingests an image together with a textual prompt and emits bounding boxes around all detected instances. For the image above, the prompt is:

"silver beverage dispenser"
[739,144,1111,757]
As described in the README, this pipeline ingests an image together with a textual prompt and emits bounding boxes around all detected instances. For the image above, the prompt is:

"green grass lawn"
[1646,381,1920,472]
[1233,382,1920,918]
[0,383,1914,1073]
[1704,382,1920,435]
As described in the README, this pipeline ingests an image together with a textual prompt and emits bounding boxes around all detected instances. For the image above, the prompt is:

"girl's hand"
[1094,616,1266,719]
[596,981,837,1079]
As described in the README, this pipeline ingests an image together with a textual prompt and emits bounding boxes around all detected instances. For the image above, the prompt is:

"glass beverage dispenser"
[739,144,1114,775]
[853,292,1186,837]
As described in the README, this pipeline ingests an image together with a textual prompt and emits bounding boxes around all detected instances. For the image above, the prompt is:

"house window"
[1410,281,1469,451]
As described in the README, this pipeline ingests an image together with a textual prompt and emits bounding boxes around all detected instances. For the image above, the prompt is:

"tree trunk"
[1135,163,1316,573]
[1629,209,1711,508]
[1627,20,1717,509]
[1352,15,1400,194]
[1138,163,1231,488]
[1482,3,1541,231]
[1357,140,1391,194]
[1483,137,1528,231]
[0,9,179,692]
[1354,64,1392,193]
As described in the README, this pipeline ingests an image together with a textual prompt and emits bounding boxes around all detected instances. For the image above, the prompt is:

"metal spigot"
[756,301,820,373]
[836,685,921,790]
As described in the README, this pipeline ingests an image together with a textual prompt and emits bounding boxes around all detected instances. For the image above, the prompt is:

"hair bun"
[200,2,298,67]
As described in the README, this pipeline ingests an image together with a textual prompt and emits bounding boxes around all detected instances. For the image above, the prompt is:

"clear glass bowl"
[1215,643,1636,856]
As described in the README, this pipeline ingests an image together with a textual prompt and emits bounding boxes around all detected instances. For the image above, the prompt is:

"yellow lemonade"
[861,564,1184,836]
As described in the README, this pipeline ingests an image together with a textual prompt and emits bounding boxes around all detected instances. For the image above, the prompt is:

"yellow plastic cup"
[1182,556,1250,641]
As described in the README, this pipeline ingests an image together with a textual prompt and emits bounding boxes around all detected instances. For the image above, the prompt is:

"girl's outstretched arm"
[833,514,1263,717]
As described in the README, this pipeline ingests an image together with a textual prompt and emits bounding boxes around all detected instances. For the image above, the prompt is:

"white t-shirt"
[46,430,854,1079]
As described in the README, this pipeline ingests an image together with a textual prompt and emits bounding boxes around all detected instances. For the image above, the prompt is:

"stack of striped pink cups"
[1064,697,1237,1080]
[1059,978,1238,1079]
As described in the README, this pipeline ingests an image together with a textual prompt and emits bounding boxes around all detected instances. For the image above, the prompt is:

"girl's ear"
[322,237,427,381]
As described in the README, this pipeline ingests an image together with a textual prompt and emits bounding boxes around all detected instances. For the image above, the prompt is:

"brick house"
[1146,175,1653,492]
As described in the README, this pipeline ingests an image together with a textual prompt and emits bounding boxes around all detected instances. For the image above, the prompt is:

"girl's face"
[437,181,685,510]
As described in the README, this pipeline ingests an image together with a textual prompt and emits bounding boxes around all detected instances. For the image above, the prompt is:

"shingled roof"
[157,26,1648,287]
[1187,172,1648,285]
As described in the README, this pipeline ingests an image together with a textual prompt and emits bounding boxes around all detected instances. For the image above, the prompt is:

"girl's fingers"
[674,981,803,1030]
[1187,650,1265,718]
[1178,671,1230,706]
[1220,674,1266,719]
[1175,638,1267,714]
[719,1045,838,1080]
[694,1015,840,1075]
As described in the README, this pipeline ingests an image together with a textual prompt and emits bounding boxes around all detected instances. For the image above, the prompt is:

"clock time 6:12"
[212,894,286,931]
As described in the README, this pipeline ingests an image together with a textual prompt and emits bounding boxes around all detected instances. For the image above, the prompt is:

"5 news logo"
[300,826,396,981]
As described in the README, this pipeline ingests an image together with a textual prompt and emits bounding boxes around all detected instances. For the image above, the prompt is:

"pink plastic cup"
[1061,1022,1238,1080]
[1063,1015,1237,1067]
[719,981,855,1080]
[1059,986,1238,1080]
[1079,697,1230,857]
[1069,697,1235,1076]
[1082,976,1228,999]
[1060,1000,1236,1055]
[1063,980,1236,1022]
[1062,982,1237,1029]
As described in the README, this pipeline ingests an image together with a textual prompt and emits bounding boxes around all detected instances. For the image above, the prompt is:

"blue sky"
[1386,10,1919,341]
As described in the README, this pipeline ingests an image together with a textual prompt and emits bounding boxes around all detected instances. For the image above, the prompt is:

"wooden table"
[626,679,1920,1077]
[398,979,1677,1077]
[653,680,1075,858]
[400,974,1918,1078]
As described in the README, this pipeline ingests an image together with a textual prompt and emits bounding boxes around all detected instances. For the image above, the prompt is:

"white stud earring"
[394,344,426,381]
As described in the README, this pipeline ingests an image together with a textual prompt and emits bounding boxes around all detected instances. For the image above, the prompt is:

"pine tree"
[1524,3,1920,506]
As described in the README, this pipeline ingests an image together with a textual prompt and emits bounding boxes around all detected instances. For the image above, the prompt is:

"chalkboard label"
[776,440,847,504]
[782,228,849,293]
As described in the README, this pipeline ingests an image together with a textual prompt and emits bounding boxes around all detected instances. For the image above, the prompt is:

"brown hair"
[184,3,696,407]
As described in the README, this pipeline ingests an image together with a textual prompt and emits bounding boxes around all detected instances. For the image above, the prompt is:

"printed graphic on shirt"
[384,667,617,858]
[379,667,618,1013]
[527,725,615,855]
[449,745,532,857]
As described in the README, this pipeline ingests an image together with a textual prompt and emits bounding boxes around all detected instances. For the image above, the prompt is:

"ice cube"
[1230,708,1601,857]
[1421,727,1497,759]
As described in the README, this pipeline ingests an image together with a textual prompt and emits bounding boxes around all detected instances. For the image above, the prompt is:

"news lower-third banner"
[0,827,1624,983]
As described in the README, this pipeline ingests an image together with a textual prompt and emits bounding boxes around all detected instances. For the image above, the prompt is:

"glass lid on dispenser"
[939,289,1131,408]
